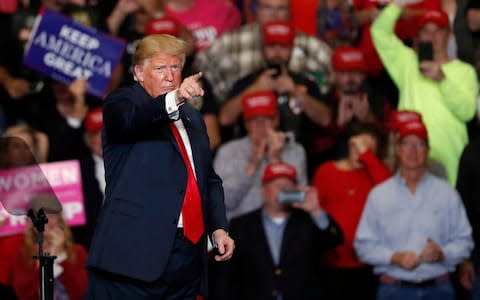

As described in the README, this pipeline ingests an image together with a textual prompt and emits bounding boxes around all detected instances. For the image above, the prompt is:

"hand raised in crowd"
[245,137,267,177]
[4,77,30,99]
[212,229,235,262]
[69,78,88,100]
[176,72,204,105]
[44,225,66,257]
[348,133,376,168]
[350,133,376,155]
[253,69,278,91]
[274,68,296,95]
[419,61,445,82]
[420,238,444,262]
[351,93,370,121]
[245,128,287,176]
[291,186,324,217]
[266,128,287,163]
[115,0,143,15]
[68,78,89,119]
[391,251,422,270]
[337,95,355,126]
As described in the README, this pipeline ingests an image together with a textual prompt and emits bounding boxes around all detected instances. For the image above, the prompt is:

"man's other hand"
[212,229,235,262]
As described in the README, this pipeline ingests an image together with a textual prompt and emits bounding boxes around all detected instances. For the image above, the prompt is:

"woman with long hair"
[11,213,88,300]
[0,124,48,300]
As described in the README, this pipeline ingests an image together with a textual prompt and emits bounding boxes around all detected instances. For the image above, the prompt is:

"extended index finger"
[190,72,203,82]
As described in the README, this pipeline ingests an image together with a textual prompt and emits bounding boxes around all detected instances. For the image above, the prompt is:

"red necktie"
[170,123,205,244]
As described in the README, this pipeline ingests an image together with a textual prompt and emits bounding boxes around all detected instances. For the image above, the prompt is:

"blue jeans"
[377,281,455,300]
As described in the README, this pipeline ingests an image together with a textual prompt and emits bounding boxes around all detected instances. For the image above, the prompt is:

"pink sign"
[0,160,86,237]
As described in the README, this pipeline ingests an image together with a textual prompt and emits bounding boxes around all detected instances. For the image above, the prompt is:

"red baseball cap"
[388,110,423,131]
[145,16,180,36]
[262,161,297,183]
[84,107,103,133]
[397,120,428,143]
[332,47,367,72]
[242,91,278,120]
[416,10,450,34]
[262,20,295,47]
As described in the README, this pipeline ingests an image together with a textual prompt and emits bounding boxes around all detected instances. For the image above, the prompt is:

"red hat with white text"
[263,20,295,47]
[388,110,423,131]
[84,107,103,133]
[416,10,450,34]
[242,91,278,120]
[262,161,297,183]
[332,47,367,72]
[397,120,428,143]
[146,16,180,36]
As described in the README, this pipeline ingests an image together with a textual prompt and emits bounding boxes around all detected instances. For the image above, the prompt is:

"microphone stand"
[28,208,55,300]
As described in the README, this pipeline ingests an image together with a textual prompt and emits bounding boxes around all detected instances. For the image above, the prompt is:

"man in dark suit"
[86,34,235,299]
[212,161,343,300]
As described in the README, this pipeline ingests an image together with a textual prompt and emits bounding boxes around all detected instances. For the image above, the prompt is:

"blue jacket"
[87,83,227,289]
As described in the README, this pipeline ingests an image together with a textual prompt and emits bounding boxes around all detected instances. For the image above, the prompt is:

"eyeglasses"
[399,140,428,150]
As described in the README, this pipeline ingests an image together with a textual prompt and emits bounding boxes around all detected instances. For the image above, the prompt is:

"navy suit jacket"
[87,83,227,287]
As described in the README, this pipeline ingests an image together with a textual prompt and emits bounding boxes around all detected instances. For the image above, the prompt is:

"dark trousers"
[85,235,203,300]
[322,266,378,300]
[0,283,18,300]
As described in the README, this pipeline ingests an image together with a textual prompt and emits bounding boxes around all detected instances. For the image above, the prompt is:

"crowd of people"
[0,0,479,299]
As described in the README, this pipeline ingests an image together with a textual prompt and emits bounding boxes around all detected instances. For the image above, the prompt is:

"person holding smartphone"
[211,161,343,300]
[219,20,331,143]
[214,90,308,221]
[370,0,479,186]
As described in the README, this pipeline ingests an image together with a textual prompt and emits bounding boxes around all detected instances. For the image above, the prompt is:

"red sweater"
[312,150,391,268]
[0,235,24,285]
[11,244,88,300]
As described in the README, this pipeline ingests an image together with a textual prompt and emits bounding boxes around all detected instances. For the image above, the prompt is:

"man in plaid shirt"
[195,0,332,103]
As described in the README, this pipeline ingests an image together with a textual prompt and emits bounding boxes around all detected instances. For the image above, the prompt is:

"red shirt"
[312,151,391,268]
[12,244,88,300]
[0,235,24,285]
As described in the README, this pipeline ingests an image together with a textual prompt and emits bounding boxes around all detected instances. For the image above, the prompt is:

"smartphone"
[267,62,282,78]
[418,41,433,62]
[29,80,44,94]
[376,1,388,9]
[278,190,305,204]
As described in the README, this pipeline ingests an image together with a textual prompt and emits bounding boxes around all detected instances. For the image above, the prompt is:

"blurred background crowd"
[0,0,479,299]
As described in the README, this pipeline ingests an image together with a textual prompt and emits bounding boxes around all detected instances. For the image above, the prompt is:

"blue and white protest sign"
[23,10,126,98]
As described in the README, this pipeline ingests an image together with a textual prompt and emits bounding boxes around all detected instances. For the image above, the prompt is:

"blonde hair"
[133,34,187,68]
[23,214,76,264]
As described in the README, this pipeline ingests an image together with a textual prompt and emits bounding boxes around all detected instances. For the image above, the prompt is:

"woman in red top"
[11,213,88,300]
[313,122,391,300]
[0,124,48,300]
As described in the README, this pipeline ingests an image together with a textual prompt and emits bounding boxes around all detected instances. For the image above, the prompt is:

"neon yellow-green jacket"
[371,3,479,185]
